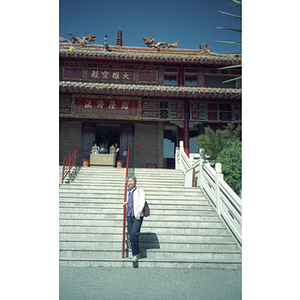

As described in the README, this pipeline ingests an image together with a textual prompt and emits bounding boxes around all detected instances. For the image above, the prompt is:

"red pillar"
[184,100,189,157]
[178,66,184,86]
[178,127,183,147]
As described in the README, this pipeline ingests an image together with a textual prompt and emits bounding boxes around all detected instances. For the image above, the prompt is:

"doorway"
[81,122,134,167]
[163,125,178,169]
[95,124,121,149]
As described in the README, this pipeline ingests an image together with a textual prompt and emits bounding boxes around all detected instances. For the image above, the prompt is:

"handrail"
[176,140,242,246]
[61,146,77,184]
[122,147,130,258]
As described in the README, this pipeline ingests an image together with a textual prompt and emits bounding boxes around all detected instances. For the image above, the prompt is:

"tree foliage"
[216,139,242,195]
[196,123,241,164]
[196,123,242,196]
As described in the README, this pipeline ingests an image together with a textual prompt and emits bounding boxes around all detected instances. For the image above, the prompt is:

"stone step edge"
[59,230,231,237]
[59,206,214,211]
[59,238,237,245]
[59,257,242,264]
[59,247,241,254]
[59,198,209,203]
[59,219,225,227]
[59,215,218,220]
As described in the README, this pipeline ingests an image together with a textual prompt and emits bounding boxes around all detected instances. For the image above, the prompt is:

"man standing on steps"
[123,175,145,263]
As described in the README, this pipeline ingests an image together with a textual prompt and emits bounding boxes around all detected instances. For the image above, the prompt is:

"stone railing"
[176,141,242,245]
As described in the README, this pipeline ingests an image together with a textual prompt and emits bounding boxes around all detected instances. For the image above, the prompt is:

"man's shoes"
[132,253,141,262]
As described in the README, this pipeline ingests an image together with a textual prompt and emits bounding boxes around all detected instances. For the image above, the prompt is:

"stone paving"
[59,267,242,300]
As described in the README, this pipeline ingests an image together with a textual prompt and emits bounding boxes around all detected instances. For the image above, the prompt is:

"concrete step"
[59,185,206,199]
[59,201,214,211]
[59,232,237,244]
[59,208,219,219]
[59,257,241,269]
[67,180,185,187]
[59,212,221,222]
[59,249,241,262]
[59,241,238,251]
[59,230,234,243]
[59,222,229,236]
[59,166,241,269]
[59,193,207,201]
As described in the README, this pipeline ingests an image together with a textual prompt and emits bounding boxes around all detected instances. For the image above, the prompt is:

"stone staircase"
[59,166,241,269]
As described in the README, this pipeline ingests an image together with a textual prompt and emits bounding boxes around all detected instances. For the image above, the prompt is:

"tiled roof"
[59,81,241,100]
[59,44,241,66]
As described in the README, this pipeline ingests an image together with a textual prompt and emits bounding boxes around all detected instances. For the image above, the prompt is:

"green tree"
[216,139,242,195]
[196,123,242,196]
[196,123,241,164]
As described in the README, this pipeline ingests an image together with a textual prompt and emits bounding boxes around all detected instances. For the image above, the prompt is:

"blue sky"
[59,0,241,54]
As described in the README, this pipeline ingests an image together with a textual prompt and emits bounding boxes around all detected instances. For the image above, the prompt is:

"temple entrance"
[95,124,121,150]
[163,125,177,169]
[80,122,133,167]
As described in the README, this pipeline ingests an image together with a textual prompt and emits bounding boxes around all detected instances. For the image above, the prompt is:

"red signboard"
[62,67,84,80]
[86,68,135,83]
[61,66,158,84]
[71,95,141,120]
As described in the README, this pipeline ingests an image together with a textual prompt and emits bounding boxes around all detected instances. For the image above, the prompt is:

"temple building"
[59,31,241,168]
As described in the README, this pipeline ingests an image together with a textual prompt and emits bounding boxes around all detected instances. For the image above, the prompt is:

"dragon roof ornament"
[59,32,96,46]
[143,36,178,50]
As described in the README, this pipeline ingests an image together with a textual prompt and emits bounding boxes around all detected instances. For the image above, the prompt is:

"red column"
[178,66,184,86]
[184,100,189,157]
[178,127,184,147]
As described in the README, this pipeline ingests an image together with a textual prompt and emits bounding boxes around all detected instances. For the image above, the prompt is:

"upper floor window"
[164,67,178,86]
[204,68,241,88]
[184,68,198,87]
[185,75,198,86]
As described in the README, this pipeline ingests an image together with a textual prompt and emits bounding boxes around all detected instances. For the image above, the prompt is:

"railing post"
[175,146,179,169]
[215,163,224,216]
[179,141,184,171]
[198,148,205,188]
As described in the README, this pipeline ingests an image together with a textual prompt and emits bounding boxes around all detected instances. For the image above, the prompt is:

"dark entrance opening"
[95,124,121,149]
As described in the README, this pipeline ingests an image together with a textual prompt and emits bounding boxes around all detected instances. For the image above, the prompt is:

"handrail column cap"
[215,163,222,174]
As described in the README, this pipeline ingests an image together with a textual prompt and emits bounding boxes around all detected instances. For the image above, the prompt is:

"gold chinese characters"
[84,99,130,110]
[89,70,131,81]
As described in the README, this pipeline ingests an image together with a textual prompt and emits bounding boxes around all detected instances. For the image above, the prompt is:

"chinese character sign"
[62,66,158,84]
[86,69,134,82]
[72,95,141,120]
